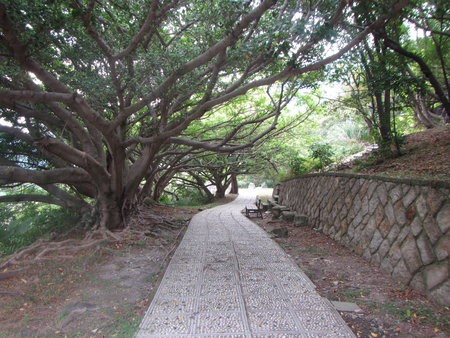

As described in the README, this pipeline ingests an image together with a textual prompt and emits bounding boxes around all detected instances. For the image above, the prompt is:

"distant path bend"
[137,189,355,337]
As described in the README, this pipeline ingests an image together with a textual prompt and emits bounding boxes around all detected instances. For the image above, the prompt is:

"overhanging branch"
[0,193,61,205]
[0,167,91,185]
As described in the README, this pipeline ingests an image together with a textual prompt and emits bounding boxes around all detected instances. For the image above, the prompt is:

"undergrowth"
[0,203,80,256]
[378,301,450,332]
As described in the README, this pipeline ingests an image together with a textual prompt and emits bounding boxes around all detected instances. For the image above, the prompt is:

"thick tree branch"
[0,124,33,142]
[0,3,112,136]
[40,184,91,211]
[114,0,161,59]
[33,137,111,182]
[115,0,278,125]
[0,90,78,104]
[381,32,450,118]
[0,167,91,185]
[0,194,62,205]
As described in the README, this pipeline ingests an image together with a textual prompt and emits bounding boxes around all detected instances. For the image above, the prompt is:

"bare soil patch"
[0,204,198,337]
[349,126,450,181]
[255,216,450,338]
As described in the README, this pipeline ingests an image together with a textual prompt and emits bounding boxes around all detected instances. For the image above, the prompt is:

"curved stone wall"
[278,173,450,306]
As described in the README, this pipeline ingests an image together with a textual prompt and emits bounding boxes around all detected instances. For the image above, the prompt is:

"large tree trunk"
[375,91,391,144]
[230,173,239,194]
[215,184,227,198]
[152,171,176,202]
[138,178,154,201]
[360,42,392,146]
[97,193,123,230]
[152,182,165,202]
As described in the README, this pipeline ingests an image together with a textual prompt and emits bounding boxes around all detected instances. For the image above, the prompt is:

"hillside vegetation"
[343,126,450,182]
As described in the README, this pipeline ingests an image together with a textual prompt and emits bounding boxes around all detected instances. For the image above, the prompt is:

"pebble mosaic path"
[136,190,356,338]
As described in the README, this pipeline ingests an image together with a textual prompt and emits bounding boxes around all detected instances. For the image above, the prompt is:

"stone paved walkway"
[136,190,356,337]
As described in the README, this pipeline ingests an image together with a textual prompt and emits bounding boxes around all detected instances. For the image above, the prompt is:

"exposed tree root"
[0,289,36,303]
[0,203,191,272]
[34,239,103,261]
[126,204,189,234]
[84,229,122,241]
[0,269,25,280]
[0,235,108,270]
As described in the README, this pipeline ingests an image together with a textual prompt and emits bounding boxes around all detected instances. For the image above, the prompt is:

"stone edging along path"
[136,190,356,337]
[277,172,449,306]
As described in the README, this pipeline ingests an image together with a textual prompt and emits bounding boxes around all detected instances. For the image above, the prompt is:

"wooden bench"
[245,198,263,218]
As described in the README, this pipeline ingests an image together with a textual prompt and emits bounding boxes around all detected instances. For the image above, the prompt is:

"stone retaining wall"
[277,173,450,306]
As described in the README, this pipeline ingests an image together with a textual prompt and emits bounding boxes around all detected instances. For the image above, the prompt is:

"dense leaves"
[0,0,410,229]
[329,0,449,154]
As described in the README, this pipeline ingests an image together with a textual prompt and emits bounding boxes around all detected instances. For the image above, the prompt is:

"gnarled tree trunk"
[97,192,123,230]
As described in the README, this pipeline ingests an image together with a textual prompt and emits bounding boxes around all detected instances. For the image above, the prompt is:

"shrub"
[308,142,335,169]
[341,119,372,143]
[289,156,309,175]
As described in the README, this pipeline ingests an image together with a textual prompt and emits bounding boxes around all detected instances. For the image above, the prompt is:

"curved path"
[137,189,355,337]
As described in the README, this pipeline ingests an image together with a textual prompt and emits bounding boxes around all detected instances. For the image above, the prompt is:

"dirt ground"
[349,126,450,181]
[255,215,449,338]
[0,204,197,338]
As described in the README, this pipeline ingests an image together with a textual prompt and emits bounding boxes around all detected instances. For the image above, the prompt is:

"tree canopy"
[329,0,449,154]
[0,0,411,229]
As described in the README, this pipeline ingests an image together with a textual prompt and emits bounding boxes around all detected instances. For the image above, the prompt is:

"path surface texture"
[137,189,355,338]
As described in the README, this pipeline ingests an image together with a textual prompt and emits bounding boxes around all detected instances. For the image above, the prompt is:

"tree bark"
[230,173,239,194]
[215,186,227,198]
[411,93,437,128]
[97,193,123,230]
[190,173,215,202]
[382,34,450,121]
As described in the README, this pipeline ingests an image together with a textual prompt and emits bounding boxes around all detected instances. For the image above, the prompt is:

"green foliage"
[170,196,209,207]
[159,186,211,207]
[250,100,373,182]
[158,194,171,204]
[340,119,372,143]
[288,156,318,176]
[308,142,335,169]
[289,156,309,176]
[321,118,369,160]
[0,202,79,256]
